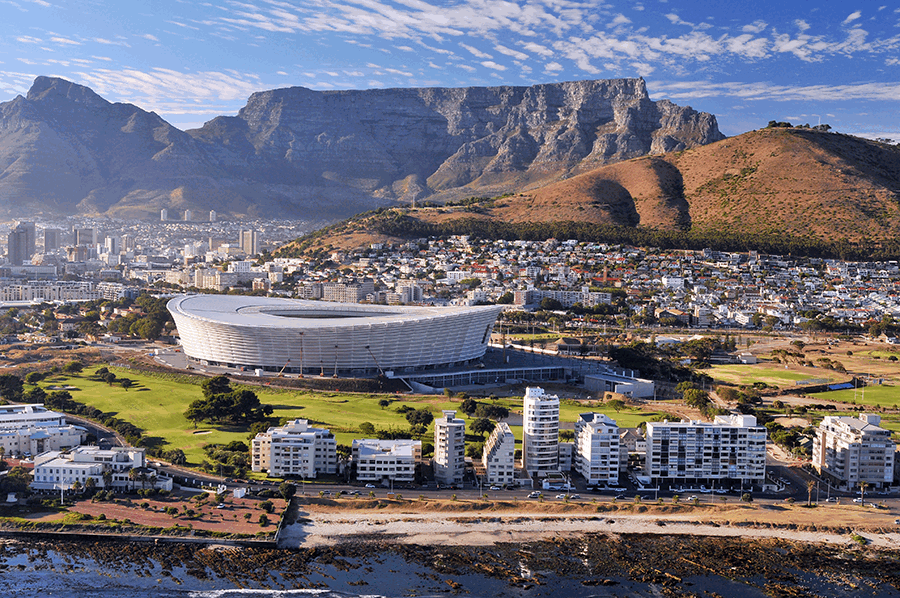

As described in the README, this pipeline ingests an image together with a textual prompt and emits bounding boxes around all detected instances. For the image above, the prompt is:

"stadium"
[167,294,503,376]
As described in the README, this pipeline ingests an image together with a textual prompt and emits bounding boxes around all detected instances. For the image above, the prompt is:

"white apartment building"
[353,439,421,484]
[251,419,338,478]
[0,404,66,428]
[812,414,896,490]
[31,446,172,491]
[0,424,85,457]
[645,415,767,487]
[574,412,620,486]
[482,422,516,486]
[522,386,559,478]
[433,410,465,485]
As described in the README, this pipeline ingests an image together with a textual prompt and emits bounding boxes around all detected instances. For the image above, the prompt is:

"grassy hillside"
[279,128,900,259]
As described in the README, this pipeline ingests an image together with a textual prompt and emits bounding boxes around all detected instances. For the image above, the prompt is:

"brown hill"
[283,127,900,255]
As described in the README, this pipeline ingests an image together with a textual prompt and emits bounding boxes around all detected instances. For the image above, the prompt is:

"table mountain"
[0,76,723,219]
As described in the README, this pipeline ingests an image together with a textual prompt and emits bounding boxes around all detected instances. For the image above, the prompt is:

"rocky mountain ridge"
[0,76,723,219]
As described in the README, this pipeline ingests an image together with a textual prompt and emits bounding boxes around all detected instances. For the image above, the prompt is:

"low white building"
[353,439,421,484]
[0,424,86,457]
[31,446,172,492]
[574,412,621,486]
[251,419,338,478]
[482,422,516,486]
[812,413,896,490]
[433,410,465,485]
[0,404,85,457]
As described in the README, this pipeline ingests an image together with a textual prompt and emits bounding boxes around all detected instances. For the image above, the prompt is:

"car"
[687,495,699,501]
[348,490,360,496]
[614,494,627,500]
[215,503,226,509]
[555,493,567,499]
[825,497,837,503]
[527,491,542,499]
[489,486,501,491]
[569,494,581,500]
[365,484,376,488]
[853,497,864,503]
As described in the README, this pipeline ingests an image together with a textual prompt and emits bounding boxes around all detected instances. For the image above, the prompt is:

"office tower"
[74,228,95,246]
[209,210,217,222]
[433,410,465,485]
[43,228,61,252]
[184,210,192,222]
[104,236,119,255]
[239,229,259,256]
[522,386,560,477]
[7,225,30,266]
[121,234,135,252]
[160,209,168,221]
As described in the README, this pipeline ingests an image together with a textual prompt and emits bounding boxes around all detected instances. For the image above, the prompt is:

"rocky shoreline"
[2,530,899,597]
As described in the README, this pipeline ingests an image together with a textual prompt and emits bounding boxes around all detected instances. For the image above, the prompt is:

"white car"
[853,497,864,503]
[489,486,501,491]
[365,484,376,488]
[527,491,542,499]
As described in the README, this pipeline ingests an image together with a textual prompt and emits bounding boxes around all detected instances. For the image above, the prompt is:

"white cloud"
[522,41,553,57]
[481,60,506,71]
[51,36,81,46]
[384,67,413,76]
[396,45,414,52]
[455,64,476,72]
[544,61,563,73]
[460,42,492,59]
[16,36,42,43]
[494,44,528,61]
[141,34,160,42]
[653,79,900,103]
[742,20,767,34]
[842,11,862,26]
[94,37,131,47]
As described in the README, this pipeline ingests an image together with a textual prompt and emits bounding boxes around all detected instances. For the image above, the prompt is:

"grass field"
[710,363,836,387]
[810,383,900,407]
[38,367,657,467]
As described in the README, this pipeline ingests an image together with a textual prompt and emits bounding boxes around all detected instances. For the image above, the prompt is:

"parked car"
[555,493,567,499]
[527,491,542,499]
[853,497,864,503]
[489,486,501,491]
[365,484,376,488]
[569,494,581,500]
[825,497,837,503]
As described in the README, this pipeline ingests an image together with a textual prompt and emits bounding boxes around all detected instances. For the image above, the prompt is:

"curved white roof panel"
[167,294,502,375]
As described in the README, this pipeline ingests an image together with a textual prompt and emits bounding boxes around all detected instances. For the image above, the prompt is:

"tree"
[62,360,84,375]
[459,397,478,415]
[606,399,626,412]
[279,481,297,501]
[84,477,97,493]
[471,418,495,438]
[102,371,117,386]
[202,375,233,398]
[378,399,391,410]
[120,378,134,391]
[164,449,186,466]
[405,408,434,427]
[128,468,139,492]
[359,422,375,435]
[25,372,44,385]
[807,480,816,506]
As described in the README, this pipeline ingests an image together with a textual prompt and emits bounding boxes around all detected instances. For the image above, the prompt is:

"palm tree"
[138,471,148,491]
[128,468,139,492]
[807,480,816,506]
[859,481,868,505]
[101,468,113,490]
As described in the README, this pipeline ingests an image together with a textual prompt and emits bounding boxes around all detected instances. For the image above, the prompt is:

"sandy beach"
[281,498,900,550]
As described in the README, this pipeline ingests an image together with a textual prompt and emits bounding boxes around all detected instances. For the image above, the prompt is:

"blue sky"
[2,0,899,138]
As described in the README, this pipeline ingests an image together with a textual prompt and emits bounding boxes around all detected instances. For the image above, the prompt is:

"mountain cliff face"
[0,76,724,219]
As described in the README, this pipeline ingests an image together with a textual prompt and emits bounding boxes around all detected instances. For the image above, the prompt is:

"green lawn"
[38,367,663,467]
[711,364,836,386]
[810,383,900,407]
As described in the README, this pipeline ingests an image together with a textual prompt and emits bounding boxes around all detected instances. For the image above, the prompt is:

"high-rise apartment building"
[352,439,421,483]
[7,223,33,266]
[433,410,465,485]
[43,228,61,252]
[483,422,516,486]
[574,412,621,486]
[240,229,259,256]
[322,279,375,303]
[160,209,168,221]
[645,415,766,487]
[209,210,217,222]
[250,419,338,478]
[813,413,895,490]
[522,386,559,477]
[184,210,193,222]
[74,228,95,247]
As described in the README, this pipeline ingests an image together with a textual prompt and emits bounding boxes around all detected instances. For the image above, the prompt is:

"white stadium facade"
[167,294,503,376]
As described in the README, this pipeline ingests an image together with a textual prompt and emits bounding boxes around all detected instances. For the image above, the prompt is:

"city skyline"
[2,1,898,139]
